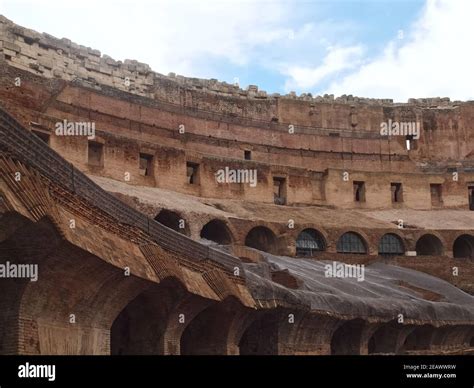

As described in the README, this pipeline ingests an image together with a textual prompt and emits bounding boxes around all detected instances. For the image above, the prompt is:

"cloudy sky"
[1,0,472,102]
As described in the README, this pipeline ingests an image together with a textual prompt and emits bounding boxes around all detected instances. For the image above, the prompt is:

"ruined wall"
[0,15,473,209]
[324,169,472,210]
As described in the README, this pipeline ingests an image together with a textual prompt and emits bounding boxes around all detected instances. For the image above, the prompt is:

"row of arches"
[299,229,474,258]
[243,227,474,259]
[154,210,234,245]
[111,290,474,355]
[3,211,472,356]
[153,210,474,258]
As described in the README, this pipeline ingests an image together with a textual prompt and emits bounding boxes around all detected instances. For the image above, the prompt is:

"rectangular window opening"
[244,150,251,160]
[186,162,200,185]
[273,177,286,205]
[139,153,153,177]
[353,181,366,202]
[391,182,403,203]
[88,141,104,167]
[405,135,418,151]
[430,183,443,206]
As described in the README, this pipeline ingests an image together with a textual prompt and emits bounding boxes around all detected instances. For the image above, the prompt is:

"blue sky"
[1,0,472,101]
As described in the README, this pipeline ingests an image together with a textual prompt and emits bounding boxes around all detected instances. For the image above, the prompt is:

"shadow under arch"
[238,310,285,355]
[180,296,247,355]
[453,234,474,258]
[416,234,443,256]
[331,319,367,355]
[155,209,189,236]
[400,324,435,353]
[111,276,188,355]
[244,226,278,254]
[200,219,233,245]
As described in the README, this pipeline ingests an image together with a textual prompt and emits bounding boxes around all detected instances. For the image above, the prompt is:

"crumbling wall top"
[0,14,466,108]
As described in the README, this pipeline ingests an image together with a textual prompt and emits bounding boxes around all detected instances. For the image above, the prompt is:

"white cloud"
[4,0,471,101]
[2,0,294,78]
[324,0,474,101]
[2,0,351,86]
[283,45,364,91]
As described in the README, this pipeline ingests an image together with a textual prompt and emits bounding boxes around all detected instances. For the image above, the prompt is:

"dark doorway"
[200,219,233,244]
[245,226,278,254]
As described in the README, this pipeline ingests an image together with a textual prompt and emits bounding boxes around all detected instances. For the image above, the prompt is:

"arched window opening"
[296,229,326,256]
[337,232,367,254]
[378,233,404,256]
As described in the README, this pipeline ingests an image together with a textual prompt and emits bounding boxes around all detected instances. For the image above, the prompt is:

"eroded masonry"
[0,15,473,355]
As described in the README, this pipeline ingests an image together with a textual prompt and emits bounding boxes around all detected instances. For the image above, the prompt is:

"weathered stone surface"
[0,15,473,357]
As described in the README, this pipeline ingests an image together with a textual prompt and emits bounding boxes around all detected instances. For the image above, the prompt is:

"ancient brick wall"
[0,15,473,209]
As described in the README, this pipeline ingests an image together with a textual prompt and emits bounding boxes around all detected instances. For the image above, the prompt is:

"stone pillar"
[158,294,213,355]
[277,312,341,355]
[367,321,415,354]
[431,325,474,352]
[331,319,378,355]
[180,298,255,355]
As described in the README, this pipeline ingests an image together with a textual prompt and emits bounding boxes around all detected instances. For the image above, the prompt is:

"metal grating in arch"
[337,232,367,254]
[296,229,325,256]
[378,233,404,255]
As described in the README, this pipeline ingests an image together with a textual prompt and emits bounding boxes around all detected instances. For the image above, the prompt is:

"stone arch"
[0,214,155,355]
[453,234,474,258]
[330,319,366,355]
[200,219,233,245]
[430,325,474,350]
[378,233,405,256]
[367,321,414,354]
[239,311,282,355]
[111,277,187,355]
[295,228,326,257]
[245,226,278,254]
[180,297,249,355]
[416,234,443,256]
[400,325,435,353]
[154,209,189,235]
[0,214,63,354]
[336,231,368,254]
